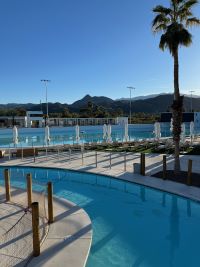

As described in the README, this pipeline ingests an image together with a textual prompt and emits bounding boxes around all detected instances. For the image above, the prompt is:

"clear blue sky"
[0,0,199,104]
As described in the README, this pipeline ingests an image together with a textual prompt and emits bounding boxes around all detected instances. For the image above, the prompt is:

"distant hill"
[70,94,115,111]
[0,93,200,115]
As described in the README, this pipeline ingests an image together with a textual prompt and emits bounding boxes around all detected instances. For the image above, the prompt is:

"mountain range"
[117,93,200,101]
[0,93,200,114]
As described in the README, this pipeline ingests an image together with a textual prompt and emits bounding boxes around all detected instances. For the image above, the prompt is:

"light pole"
[41,79,51,125]
[189,90,195,112]
[127,86,135,124]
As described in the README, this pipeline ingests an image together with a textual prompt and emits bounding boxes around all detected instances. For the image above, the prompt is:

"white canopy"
[75,125,80,143]
[103,124,107,140]
[124,122,129,142]
[180,123,186,143]
[190,121,195,143]
[13,126,18,146]
[107,124,112,143]
[170,118,173,133]
[154,122,161,140]
[45,125,50,145]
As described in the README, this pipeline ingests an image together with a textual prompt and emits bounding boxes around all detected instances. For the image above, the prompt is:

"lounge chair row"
[0,148,38,158]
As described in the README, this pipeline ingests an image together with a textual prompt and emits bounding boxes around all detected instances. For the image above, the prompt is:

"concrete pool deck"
[1,151,200,202]
[29,196,92,267]
[0,185,92,267]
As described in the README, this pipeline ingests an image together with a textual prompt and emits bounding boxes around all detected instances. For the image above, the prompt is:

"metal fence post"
[163,155,167,180]
[187,159,192,186]
[31,202,40,256]
[109,152,112,169]
[4,169,11,201]
[21,146,24,161]
[124,152,127,172]
[47,182,54,224]
[9,145,11,160]
[34,147,36,163]
[69,148,71,162]
[95,151,97,168]
[27,173,32,207]
[57,148,59,160]
[140,153,145,176]
[81,147,84,165]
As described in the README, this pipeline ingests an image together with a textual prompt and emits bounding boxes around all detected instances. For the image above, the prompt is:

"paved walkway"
[1,151,200,202]
[0,187,45,267]
[0,185,92,267]
[29,196,92,267]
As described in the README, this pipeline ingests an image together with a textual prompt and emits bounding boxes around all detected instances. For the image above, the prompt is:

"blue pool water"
[0,166,200,267]
[0,123,193,148]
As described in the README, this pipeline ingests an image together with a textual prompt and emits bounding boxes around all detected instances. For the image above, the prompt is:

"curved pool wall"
[0,166,200,267]
[0,123,194,148]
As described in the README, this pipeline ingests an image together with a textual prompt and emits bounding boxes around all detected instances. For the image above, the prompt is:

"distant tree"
[152,0,200,173]
[15,107,26,116]
[62,107,71,118]
[49,112,62,118]
[115,108,123,117]
[87,101,94,117]
[94,106,110,118]
[87,101,93,110]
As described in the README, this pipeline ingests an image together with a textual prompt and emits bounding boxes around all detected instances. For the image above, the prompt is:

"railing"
[0,169,54,266]
[1,142,198,187]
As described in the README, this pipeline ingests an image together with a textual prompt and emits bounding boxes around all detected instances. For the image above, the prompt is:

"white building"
[48,117,128,127]
[26,111,44,128]
[0,114,128,128]
[116,117,129,125]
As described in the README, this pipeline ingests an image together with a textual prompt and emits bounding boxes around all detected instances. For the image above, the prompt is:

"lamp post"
[127,86,135,124]
[189,90,195,112]
[41,80,51,125]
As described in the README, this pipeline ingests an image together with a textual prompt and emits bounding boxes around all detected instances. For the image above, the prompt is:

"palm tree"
[152,0,200,173]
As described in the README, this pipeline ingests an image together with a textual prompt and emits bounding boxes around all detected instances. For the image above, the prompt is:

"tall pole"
[127,86,135,124]
[41,79,51,125]
[189,90,195,112]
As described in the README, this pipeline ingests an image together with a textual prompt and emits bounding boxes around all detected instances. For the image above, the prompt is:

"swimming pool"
[0,124,176,148]
[0,166,199,267]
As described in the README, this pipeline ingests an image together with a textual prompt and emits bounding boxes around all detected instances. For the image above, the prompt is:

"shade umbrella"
[107,124,112,143]
[103,124,107,140]
[180,123,186,143]
[13,126,18,146]
[190,121,194,144]
[170,118,173,133]
[75,125,80,143]
[45,125,50,145]
[154,122,161,140]
[24,116,28,128]
[124,122,129,142]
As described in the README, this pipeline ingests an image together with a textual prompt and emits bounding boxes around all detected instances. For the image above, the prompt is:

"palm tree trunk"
[172,49,183,173]
[174,50,179,100]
